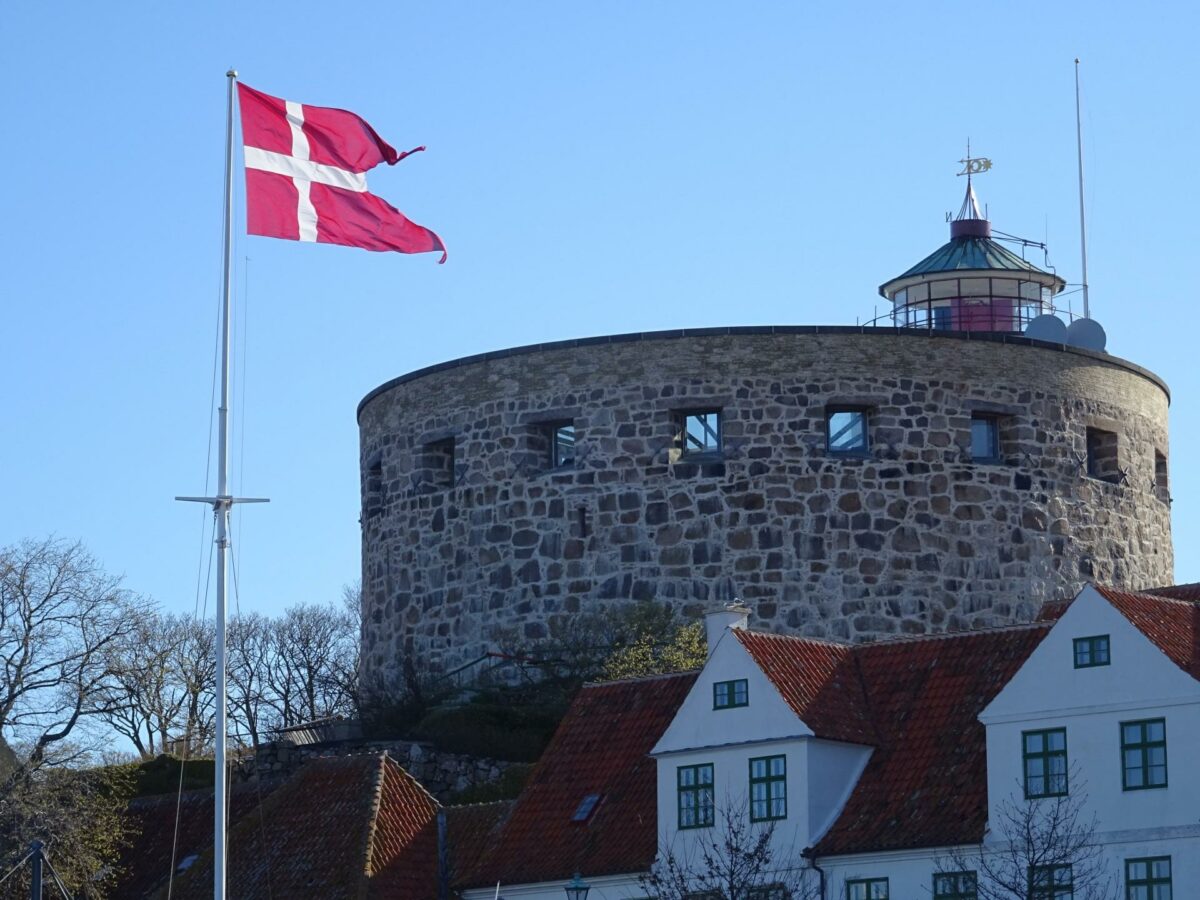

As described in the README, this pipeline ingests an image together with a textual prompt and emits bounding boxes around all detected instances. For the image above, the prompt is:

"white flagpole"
[177,69,267,900]
[213,66,237,900]
[1074,58,1090,321]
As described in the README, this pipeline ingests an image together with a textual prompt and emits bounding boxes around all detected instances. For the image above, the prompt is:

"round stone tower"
[357,182,1172,682]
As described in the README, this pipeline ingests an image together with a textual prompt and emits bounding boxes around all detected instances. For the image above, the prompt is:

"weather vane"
[958,140,993,177]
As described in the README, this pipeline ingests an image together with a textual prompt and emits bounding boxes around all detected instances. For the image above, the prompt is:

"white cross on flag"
[237,83,445,261]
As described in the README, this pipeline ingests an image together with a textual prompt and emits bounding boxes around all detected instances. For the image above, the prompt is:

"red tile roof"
[144,753,443,899]
[1144,582,1200,603]
[113,782,282,899]
[446,801,512,888]
[462,671,697,889]
[1093,586,1200,679]
[813,625,1050,855]
[734,631,876,744]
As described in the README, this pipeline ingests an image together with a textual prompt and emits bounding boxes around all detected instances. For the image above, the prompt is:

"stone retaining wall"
[234,739,513,802]
[357,328,1173,685]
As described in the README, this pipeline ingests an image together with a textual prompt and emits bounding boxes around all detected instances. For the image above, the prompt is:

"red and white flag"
[237,83,446,262]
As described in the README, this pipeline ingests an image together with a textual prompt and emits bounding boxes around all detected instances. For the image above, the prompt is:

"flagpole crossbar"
[174,496,271,506]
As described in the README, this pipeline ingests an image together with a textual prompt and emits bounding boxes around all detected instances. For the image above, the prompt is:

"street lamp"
[564,872,591,900]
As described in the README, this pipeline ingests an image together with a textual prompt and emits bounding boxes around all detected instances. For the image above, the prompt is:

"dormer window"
[713,679,748,709]
[1073,635,1110,668]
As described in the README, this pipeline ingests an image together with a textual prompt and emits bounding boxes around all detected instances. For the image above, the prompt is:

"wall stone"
[233,739,513,802]
[356,327,1173,684]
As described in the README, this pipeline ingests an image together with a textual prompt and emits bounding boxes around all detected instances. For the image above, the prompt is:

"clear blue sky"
[3,2,1197,618]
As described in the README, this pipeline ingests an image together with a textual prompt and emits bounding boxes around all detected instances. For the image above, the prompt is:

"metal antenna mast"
[1074,58,1091,320]
[176,69,267,900]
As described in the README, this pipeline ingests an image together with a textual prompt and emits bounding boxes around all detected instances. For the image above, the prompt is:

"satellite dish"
[1065,317,1107,353]
[1024,314,1068,343]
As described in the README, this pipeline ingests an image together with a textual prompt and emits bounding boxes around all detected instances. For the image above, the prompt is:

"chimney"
[705,602,750,655]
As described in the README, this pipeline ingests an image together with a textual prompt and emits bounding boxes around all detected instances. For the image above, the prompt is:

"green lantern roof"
[879,180,1066,299]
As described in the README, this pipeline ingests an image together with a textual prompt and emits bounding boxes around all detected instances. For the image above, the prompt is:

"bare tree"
[641,800,817,900]
[938,774,1117,900]
[95,612,188,757]
[227,611,277,748]
[0,537,152,772]
[269,602,357,726]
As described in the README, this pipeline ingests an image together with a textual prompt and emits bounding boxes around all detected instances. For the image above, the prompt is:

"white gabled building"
[459,584,1200,900]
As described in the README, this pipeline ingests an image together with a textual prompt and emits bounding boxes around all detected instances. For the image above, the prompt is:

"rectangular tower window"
[970,415,1001,462]
[1023,728,1068,798]
[1086,427,1119,483]
[713,679,749,709]
[1155,451,1169,502]
[679,410,722,456]
[419,438,455,489]
[548,422,575,468]
[827,409,869,455]
[1121,719,1167,790]
[749,755,786,821]
[677,763,714,829]
[1126,857,1171,900]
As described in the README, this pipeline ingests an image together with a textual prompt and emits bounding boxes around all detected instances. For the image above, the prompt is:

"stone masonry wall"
[357,328,1173,684]
[233,739,513,802]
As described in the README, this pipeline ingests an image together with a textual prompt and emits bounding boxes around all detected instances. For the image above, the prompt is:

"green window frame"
[749,755,786,822]
[677,763,714,829]
[1023,728,1068,798]
[845,878,888,900]
[1030,864,1073,899]
[713,678,749,709]
[934,871,977,899]
[1121,718,1167,790]
[746,885,788,900]
[1126,856,1171,900]
[1073,634,1111,668]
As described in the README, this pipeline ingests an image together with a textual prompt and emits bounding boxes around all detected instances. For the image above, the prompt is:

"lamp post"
[564,872,591,900]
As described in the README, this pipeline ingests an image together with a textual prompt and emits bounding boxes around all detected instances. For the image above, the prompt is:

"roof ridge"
[581,668,701,688]
[360,751,390,882]
[1103,585,1200,607]
[849,620,1052,646]
[736,629,854,650]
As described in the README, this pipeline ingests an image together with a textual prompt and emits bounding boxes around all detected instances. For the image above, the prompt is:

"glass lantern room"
[879,182,1066,334]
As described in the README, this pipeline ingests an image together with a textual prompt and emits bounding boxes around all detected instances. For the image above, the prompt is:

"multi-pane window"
[1073,635,1111,668]
[749,755,786,821]
[827,409,869,455]
[1122,719,1167,790]
[1030,864,1073,899]
[677,763,714,829]
[549,423,575,468]
[746,885,788,900]
[934,871,977,899]
[846,878,888,900]
[970,415,1001,461]
[1126,856,1171,900]
[1023,728,1068,798]
[681,410,722,455]
[713,679,749,709]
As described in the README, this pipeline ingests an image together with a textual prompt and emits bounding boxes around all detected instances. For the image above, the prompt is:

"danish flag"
[237,83,446,262]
